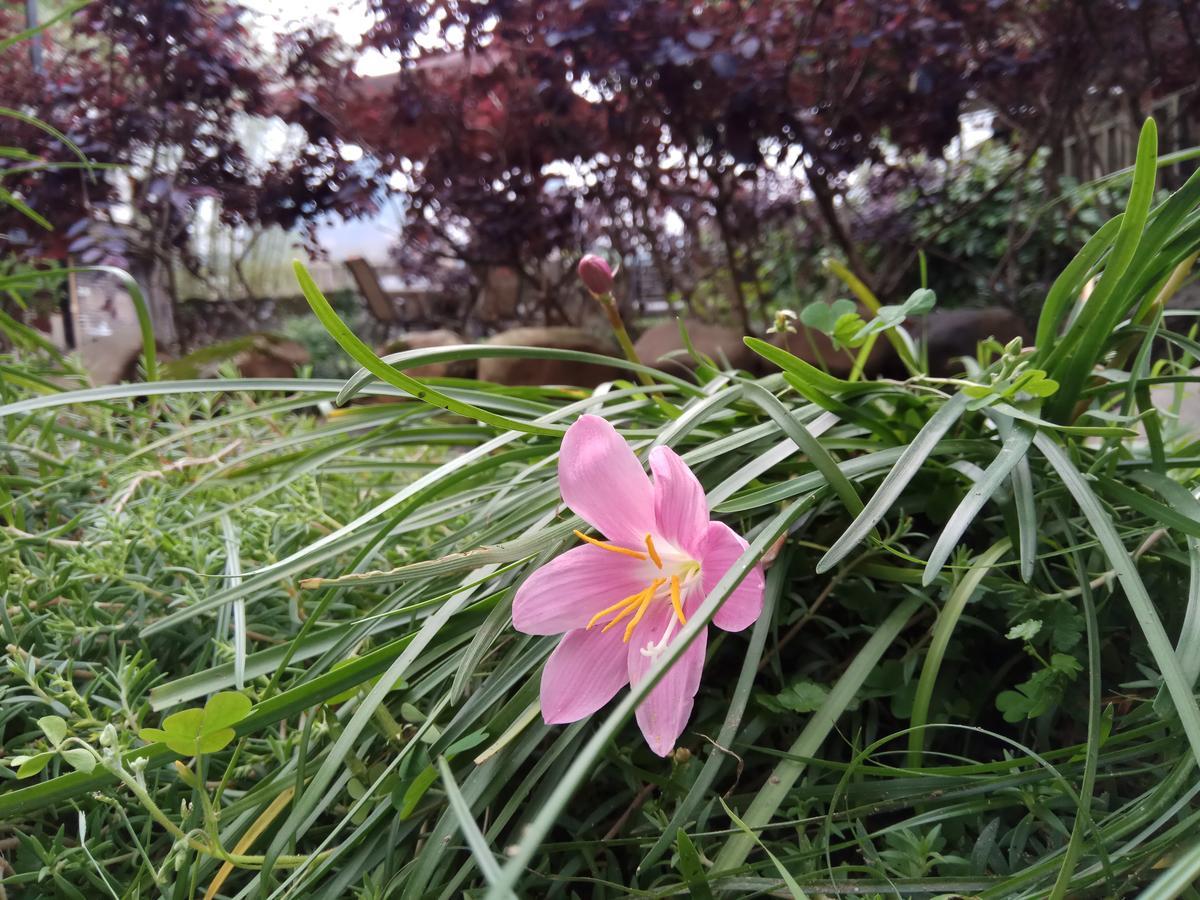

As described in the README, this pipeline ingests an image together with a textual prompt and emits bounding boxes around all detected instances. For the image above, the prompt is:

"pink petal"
[700,521,765,633]
[649,446,709,557]
[559,415,654,547]
[627,603,708,756]
[513,545,655,636]
[540,627,629,724]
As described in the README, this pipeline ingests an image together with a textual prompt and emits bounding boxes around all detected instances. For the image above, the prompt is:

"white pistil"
[640,613,679,658]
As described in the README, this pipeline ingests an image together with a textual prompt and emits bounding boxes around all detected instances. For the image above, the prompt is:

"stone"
[381,329,475,378]
[634,320,759,376]
[477,326,624,387]
[915,306,1033,376]
[234,337,310,379]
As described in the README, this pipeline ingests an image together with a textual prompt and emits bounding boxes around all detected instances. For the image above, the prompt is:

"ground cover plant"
[4,118,1200,898]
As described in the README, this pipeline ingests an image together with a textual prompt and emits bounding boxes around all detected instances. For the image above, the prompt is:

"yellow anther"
[601,588,648,633]
[644,533,663,569]
[586,591,646,631]
[624,578,664,642]
[574,530,648,560]
[670,575,686,625]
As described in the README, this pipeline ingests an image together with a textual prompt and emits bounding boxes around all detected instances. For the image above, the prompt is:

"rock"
[234,337,310,379]
[478,326,624,387]
[381,329,475,378]
[634,320,758,376]
[915,307,1033,376]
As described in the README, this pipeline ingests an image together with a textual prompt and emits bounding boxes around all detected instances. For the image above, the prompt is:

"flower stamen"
[573,529,648,560]
[670,574,686,625]
[587,590,648,631]
[600,591,647,633]
[644,533,663,569]
[624,578,664,641]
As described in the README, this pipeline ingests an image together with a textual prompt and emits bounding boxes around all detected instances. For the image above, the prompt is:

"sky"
[240,0,401,76]
[234,0,406,261]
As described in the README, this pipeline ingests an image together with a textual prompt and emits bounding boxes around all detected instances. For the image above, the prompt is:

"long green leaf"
[294,261,560,436]
[711,594,924,871]
[924,424,1033,585]
[908,539,1010,767]
[1036,433,1200,770]
[742,382,864,517]
[639,544,795,871]
[817,391,970,573]
[1035,215,1124,348]
[1045,119,1158,419]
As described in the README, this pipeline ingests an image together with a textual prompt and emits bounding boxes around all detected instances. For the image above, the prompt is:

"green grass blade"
[435,756,509,893]
[817,391,970,573]
[1036,433,1200,770]
[742,383,863,517]
[1048,513,1104,900]
[711,593,923,871]
[718,797,810,899]
[1136,837,1200,900]
[338,345,697,404]
[908,539,1010,767]
[924,424,1032,585]
[1045,119,1158,419]
[219,514,246,691]
[639,544,795,871]
[294,261,560,436]
[1035,215,1123,348]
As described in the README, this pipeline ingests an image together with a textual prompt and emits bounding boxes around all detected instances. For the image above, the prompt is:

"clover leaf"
[37,715,68,747]
[847,288,936,345]
[11,751,56,778]
[138,691,252,757]
[800,298,857,335]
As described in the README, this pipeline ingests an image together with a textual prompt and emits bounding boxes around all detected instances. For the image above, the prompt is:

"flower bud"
[577,254,615,296]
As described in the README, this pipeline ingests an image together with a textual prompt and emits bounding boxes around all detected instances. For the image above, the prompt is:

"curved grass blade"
[1036,432,1200,770]
[0,0,89,53]
[1048,512,1104,900]
[711,593,924,871]
[990,413,1038,582]
[1045,119,1158,419]
[719,797,810,900]
[294,261,559,436]
[1136,837,1200,900]
[817,391,970,573]
[436,757,509,894]
[1035,215,1124,348]
[338,345,697,404]
[908,539,1010,767]
[1,265,157,379]
[742,382,863,517]
[0,106,90,166]
[923,424,1033,585]
[639,544,795,871]
[219,514,246,691]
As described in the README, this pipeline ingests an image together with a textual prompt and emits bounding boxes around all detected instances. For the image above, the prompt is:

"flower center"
[575,530,701,643]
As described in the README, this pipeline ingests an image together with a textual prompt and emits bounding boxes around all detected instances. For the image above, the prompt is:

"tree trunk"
[129,257,177,349]
[712,196,753,334]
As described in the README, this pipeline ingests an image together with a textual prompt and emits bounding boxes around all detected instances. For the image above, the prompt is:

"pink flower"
[512,415,766,756]
[577,253,615,295]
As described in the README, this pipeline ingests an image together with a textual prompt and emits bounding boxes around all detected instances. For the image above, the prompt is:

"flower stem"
[595,291,679,417]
